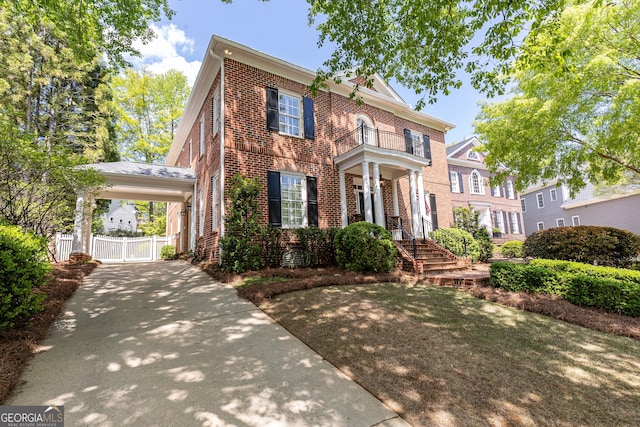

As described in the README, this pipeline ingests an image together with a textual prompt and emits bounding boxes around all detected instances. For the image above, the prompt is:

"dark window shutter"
[403,129,413,154]
[449,173,453,192]
[307,176,318,227]
[493,210,499,228]
[267,171,281,227]
[266,87,279,131]
[458,171,464,193]
[517,213,523,234]
[499,185,503,197]
[503,211,509,234]
[423,134,432,162]
[303,97,315,140]
[429,193,438,230]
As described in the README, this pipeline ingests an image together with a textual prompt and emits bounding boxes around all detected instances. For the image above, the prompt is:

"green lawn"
[261,282,640,427]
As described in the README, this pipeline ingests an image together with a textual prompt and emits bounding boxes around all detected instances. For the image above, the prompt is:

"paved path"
[8,261,408,427]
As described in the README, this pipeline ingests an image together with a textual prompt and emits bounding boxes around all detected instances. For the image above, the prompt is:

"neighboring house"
[521,181,640,236]
[446,136,525,241]
[102,199,138,233]
[165,35,457,262]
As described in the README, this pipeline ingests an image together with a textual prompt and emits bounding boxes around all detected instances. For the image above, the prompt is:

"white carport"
[71,162,196,256]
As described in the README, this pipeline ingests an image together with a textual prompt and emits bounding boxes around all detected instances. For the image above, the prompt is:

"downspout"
[209,49,225,263]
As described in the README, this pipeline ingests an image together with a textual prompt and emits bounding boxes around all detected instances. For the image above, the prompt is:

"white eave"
[166,35,455,166]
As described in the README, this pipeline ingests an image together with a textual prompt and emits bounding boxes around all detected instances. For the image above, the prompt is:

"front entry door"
[357,190,375,222]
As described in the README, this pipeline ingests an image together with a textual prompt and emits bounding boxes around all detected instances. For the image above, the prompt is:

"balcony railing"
[335,125,432,163]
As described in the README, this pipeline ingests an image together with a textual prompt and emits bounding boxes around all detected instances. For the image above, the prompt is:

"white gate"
[54,233,169,262]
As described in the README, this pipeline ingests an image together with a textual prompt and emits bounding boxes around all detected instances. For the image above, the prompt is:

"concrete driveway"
[7,261,408,427]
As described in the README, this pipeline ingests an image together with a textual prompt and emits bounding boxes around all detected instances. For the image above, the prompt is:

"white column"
[339,170,348,227]
[372,162,384,225]
[417,169,426,238]
[82,195,93,255]
[392,179,399,216]
[190,182,197,251]
[71,192,86,254]
[408,170,419,236]
[362,161,373,223]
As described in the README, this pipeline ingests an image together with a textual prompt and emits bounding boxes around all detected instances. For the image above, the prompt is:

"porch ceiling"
[334,144,430,180]
[85,162,196,203]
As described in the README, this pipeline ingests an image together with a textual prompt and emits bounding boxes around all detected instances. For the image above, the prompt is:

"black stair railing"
[387,214,416,259]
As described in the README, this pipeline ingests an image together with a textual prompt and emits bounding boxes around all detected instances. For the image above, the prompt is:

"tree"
[113,68,189,164]
[475,1,640,194]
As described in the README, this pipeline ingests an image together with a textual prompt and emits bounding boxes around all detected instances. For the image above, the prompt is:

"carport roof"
[86,161,196,203]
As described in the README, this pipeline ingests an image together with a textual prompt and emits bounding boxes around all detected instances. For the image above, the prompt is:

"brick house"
[446,136,525,241]
[165,36,458,264]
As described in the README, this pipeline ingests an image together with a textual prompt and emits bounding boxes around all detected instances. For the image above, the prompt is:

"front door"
[357,190,375,222]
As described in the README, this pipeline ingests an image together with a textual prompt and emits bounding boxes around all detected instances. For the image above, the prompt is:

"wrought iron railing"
[335,125,431,162]
[421,216,435,241]
[387,214,417,259]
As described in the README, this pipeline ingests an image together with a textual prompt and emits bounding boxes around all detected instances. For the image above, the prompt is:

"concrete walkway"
[8,262,408,427]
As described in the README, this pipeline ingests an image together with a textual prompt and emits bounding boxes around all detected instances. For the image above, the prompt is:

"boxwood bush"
[523,226,640,268]
[490,260,640,317]
[501,240,524,258]
[334,222,397,273]
[0,224,51,330]
[160,245,177,260]
[431,228,480,262]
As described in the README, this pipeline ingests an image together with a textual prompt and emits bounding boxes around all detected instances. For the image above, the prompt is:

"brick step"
[419,258,457,265]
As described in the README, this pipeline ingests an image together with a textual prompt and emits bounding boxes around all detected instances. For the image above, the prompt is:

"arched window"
[356,114,374,145]
[469,170,484,194]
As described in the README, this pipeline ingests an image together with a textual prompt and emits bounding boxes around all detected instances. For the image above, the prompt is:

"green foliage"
[292,227,339,267]
[139,214,167,237]
[474,227,493,262]
[113,69,190,164]
[333,222,397,273]
[0,224,51,330]
[104,230,142,238]
[431,228,480,262]
[523,226,640,268]
[452,207,481,234]
[160,245,177,260]
[220,175,263,273]
[476,1,640,192]
[261,226,283,268]
[501,240,524,258]
[490,260,640,317]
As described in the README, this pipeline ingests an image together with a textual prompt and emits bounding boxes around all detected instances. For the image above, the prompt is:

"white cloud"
[130,24,201,86]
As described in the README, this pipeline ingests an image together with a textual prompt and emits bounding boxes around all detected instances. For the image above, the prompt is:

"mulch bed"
[201,264,640,341]
[0,261,99,404]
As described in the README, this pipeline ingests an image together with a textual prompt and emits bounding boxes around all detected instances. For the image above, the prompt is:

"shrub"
[564,275,640,317]
[261,226,283,268]
[333,222,397,273]
[292,227,339,267]
[489,262,568,294]
[431,228,480,262]
[160,245,177,260]
[474,227,493,262]
[530,259,640,286]
[0,224,51,330]
[523,226,640,268]
[501,240,524,258]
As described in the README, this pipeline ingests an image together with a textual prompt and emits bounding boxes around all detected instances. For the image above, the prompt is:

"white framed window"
[467,150,479,160]
[572,215,580,226]
[537,221,544,231]
[356,114,374,145]
[469,170,485,195]
[279,91,302,137]
[510,212,520,234]
[411,130,424,157]
[550,188,557,202]
[212,87,220,136]
[449,171,460,193]
[211,173,219,231]
[198,188,204,236]
[199,116,205,156]
[281,172,307,228]
[495,210,505,233]
[506,181,514,199]
[556,218,565,227]
[521,198,527,212]
[492,185,501,197]
[536,192,545,209]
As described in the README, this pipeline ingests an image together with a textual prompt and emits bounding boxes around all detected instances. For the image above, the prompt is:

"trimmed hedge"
[490,260,640,317]
[431,228,480,262]
[160,245,177,260]
[523,225,640,268]
[501,240,524,258]
[0,225,51,330]
[334,222,397,273]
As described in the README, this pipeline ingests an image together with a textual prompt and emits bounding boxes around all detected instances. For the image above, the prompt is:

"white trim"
[469,169,485,195]
[537,221,544,231]
[571,215,580,226]
[280,171,307,229]
[536,192,545,209]
[550,188,557,202]
[506,181,515,199]
[510,212,520,234]
[466,150,479,160]
[521,197,527,212]
[556,218,565,227]
[449,171,460,193]
[277,89,303,138]
[211,173,219,231]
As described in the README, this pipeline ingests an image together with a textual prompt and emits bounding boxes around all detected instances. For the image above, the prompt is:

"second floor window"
[279,93,301,136]
[537,193,545,209]
[550,188,557,202]
[450,171,460,193]
[521,198,527,212]
[506,181,514,199]
[266,87,315,140]
[469,170,484,194]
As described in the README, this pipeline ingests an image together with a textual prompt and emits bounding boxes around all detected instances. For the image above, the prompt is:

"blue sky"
[131,0,487,144]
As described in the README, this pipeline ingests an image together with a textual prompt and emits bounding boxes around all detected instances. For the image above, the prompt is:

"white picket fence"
[55,233,170,263]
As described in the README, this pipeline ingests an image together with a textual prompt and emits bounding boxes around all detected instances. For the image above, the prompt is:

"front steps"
[395,239,471,274]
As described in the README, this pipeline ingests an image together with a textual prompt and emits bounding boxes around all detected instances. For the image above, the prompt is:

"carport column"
[339,169,348,227]
[361,161,373,223]
[416,169,426,238]
[408,169,419,237]
[190,181,197,251]
[71,191,87,254]
[372,162,384,226]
